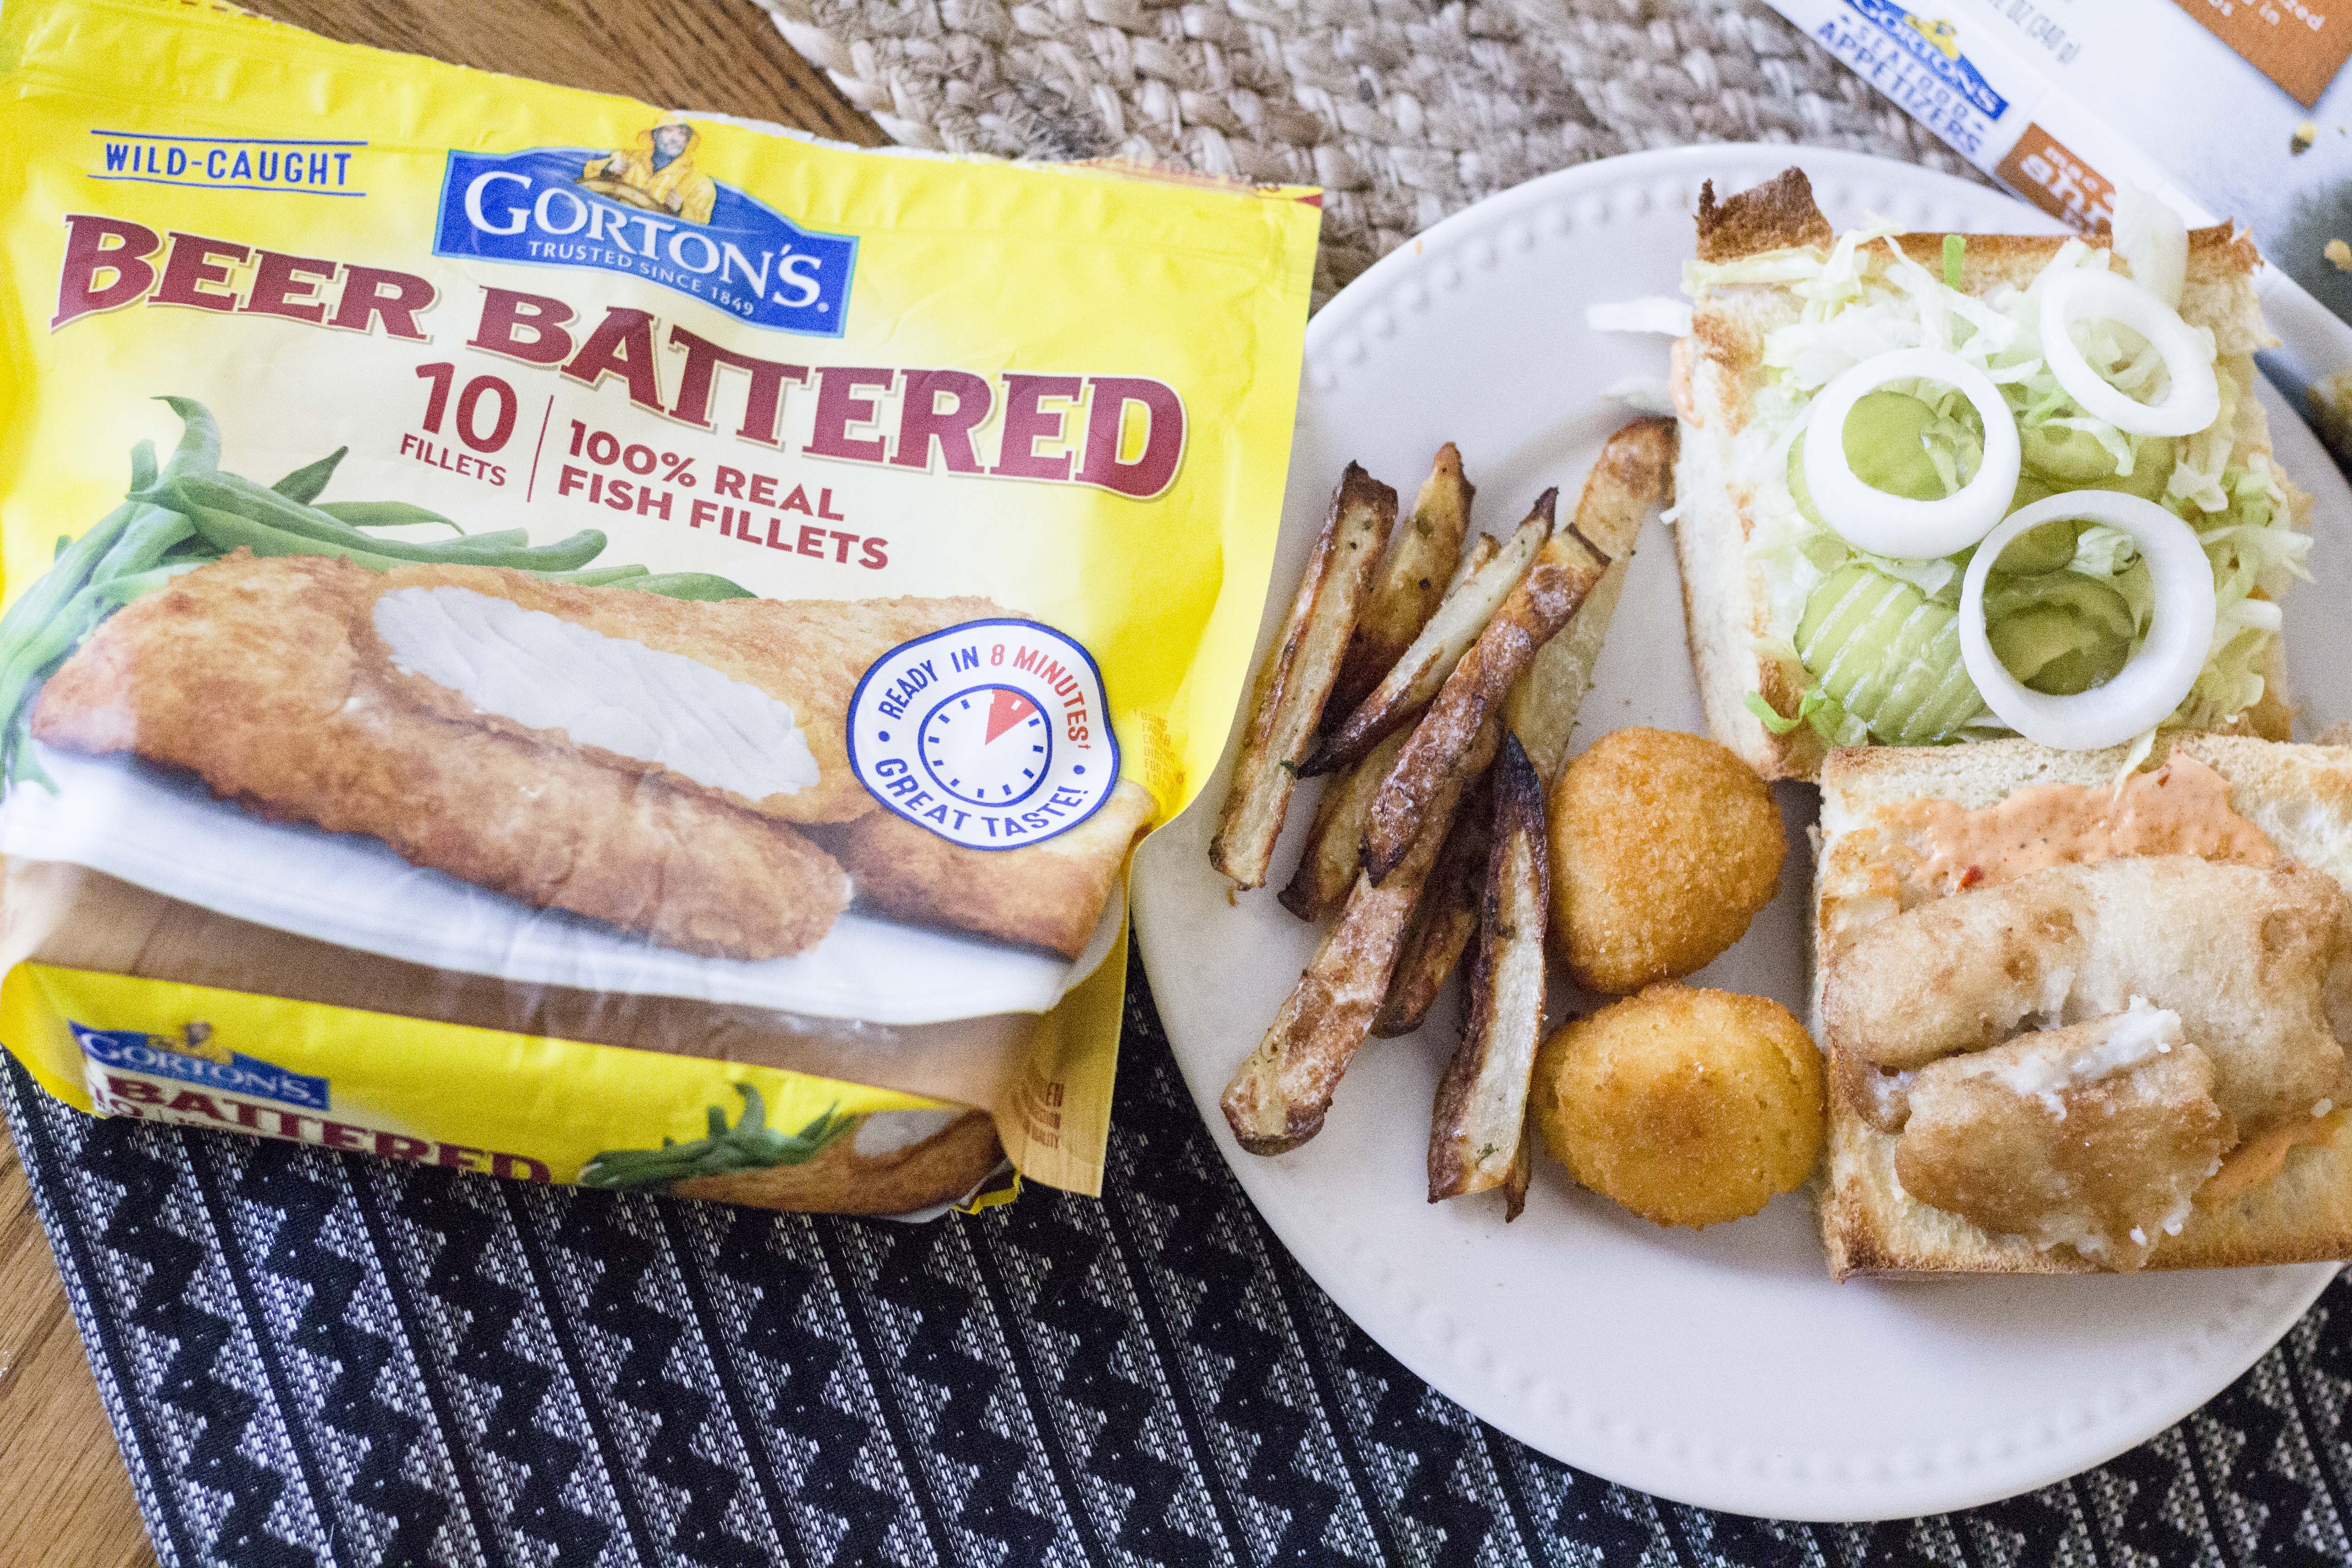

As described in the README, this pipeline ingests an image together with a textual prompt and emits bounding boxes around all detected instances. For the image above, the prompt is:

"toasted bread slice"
[1676,168,2298,783]
[1813,733,2352,1277]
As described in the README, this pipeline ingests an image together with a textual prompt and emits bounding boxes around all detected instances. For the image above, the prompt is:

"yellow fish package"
[0,0,1318,1211]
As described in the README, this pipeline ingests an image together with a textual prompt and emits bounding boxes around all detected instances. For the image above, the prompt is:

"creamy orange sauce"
[1870,757,2327,1223]
[1668,338,1699,426]
[1877,756,2274,898]
[2201,1109,2344,1206]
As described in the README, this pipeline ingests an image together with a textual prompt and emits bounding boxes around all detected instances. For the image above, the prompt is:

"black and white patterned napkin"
[10,943,2352,1567]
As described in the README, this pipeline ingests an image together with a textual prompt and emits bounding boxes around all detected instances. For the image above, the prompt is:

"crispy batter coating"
[373,563,1001,824]
[1894,1009,2230,1270]
[675,1110,1004,1214]
[1531,983,1824,1228]
[1819,856,2347,1141]
[1547,727,1785,993]
[830,777,1156,956]
[32,551,850,959]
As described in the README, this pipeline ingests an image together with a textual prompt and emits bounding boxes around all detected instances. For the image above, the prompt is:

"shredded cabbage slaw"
[1688,225,2308,751]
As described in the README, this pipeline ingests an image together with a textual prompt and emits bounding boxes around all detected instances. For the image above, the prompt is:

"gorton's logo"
[435,117,857,337]
[71,1020,331,1112]
[1843,0,2010,119]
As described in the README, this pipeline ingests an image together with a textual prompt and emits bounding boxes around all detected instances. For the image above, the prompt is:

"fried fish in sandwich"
[1813,735,2352,1276]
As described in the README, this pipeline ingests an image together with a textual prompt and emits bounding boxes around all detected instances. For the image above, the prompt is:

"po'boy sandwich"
[1673,169,2308,781]
[1813,734,2352,1277]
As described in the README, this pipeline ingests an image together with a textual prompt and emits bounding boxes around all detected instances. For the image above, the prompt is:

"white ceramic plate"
[0,744,1120,1026]
[1132,146,2352,1522]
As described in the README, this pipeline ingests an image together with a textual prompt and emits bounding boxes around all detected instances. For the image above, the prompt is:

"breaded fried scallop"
[1532,983,1824,1228]
[1548,727,1784,994]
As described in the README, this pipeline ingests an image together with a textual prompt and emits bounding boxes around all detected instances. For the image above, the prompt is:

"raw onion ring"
[1958,491,2217,749]
[2038,270,2218,437]
[1801,348,2021,559]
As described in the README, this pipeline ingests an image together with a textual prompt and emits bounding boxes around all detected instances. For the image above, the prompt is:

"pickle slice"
[2029,642,2131,695]
[1911,632,1988,741]
[1794,564,1987,745]
[1842,589,1947,722]
[1796,564,1886,666]
[2019,425,2177,499]
[1993,442,2174,576]
[1990,606,2089,689]
[2019,422,2116,483]
[1986,571,2136,642]
[1843,390,1954,501]
[1788,388,1988,523]
[1990,516,2081,575]
[1984,572,2135,696]
[1876,613,1967,738]
[2108,437,2178,501]
[1805,569,1908,706]
[1787,435,1824,526]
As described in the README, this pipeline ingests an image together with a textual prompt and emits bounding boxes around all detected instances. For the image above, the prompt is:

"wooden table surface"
[0,7,874,1562]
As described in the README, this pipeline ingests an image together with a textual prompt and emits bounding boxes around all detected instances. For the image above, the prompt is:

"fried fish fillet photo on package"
[0,0,1318,1215]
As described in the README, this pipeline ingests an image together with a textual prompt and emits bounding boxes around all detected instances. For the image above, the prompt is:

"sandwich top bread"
[1674,170,2309,782]
[1812,733,2352,1276]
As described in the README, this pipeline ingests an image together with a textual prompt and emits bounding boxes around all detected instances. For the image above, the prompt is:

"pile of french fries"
[1211,418,1677,1215]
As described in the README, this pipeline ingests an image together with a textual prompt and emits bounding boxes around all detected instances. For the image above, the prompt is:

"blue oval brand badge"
[434,124,857,336]
[848,618,1117,851]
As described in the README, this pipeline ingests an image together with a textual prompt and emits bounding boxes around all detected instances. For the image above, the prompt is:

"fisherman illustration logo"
[578,117,717,225]
[175,1019,230,1065]
[847,619,1119,851]
[1843,0,2008,119]
[436,118,857,335]
[1903,15,1960,58]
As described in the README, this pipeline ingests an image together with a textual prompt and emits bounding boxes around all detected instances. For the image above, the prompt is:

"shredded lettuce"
[2166,351,2238,513]
[1858,549,1961,601]
[1744,688,1869,747]
[1690,220,2303,747]
[2070,523,2140,580]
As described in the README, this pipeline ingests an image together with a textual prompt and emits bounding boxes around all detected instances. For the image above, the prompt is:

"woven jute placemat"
[752,0,1978,294]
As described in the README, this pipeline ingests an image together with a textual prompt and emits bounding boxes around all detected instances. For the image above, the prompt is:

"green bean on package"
[0,397,752,789]
[580,1087,855,1190]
